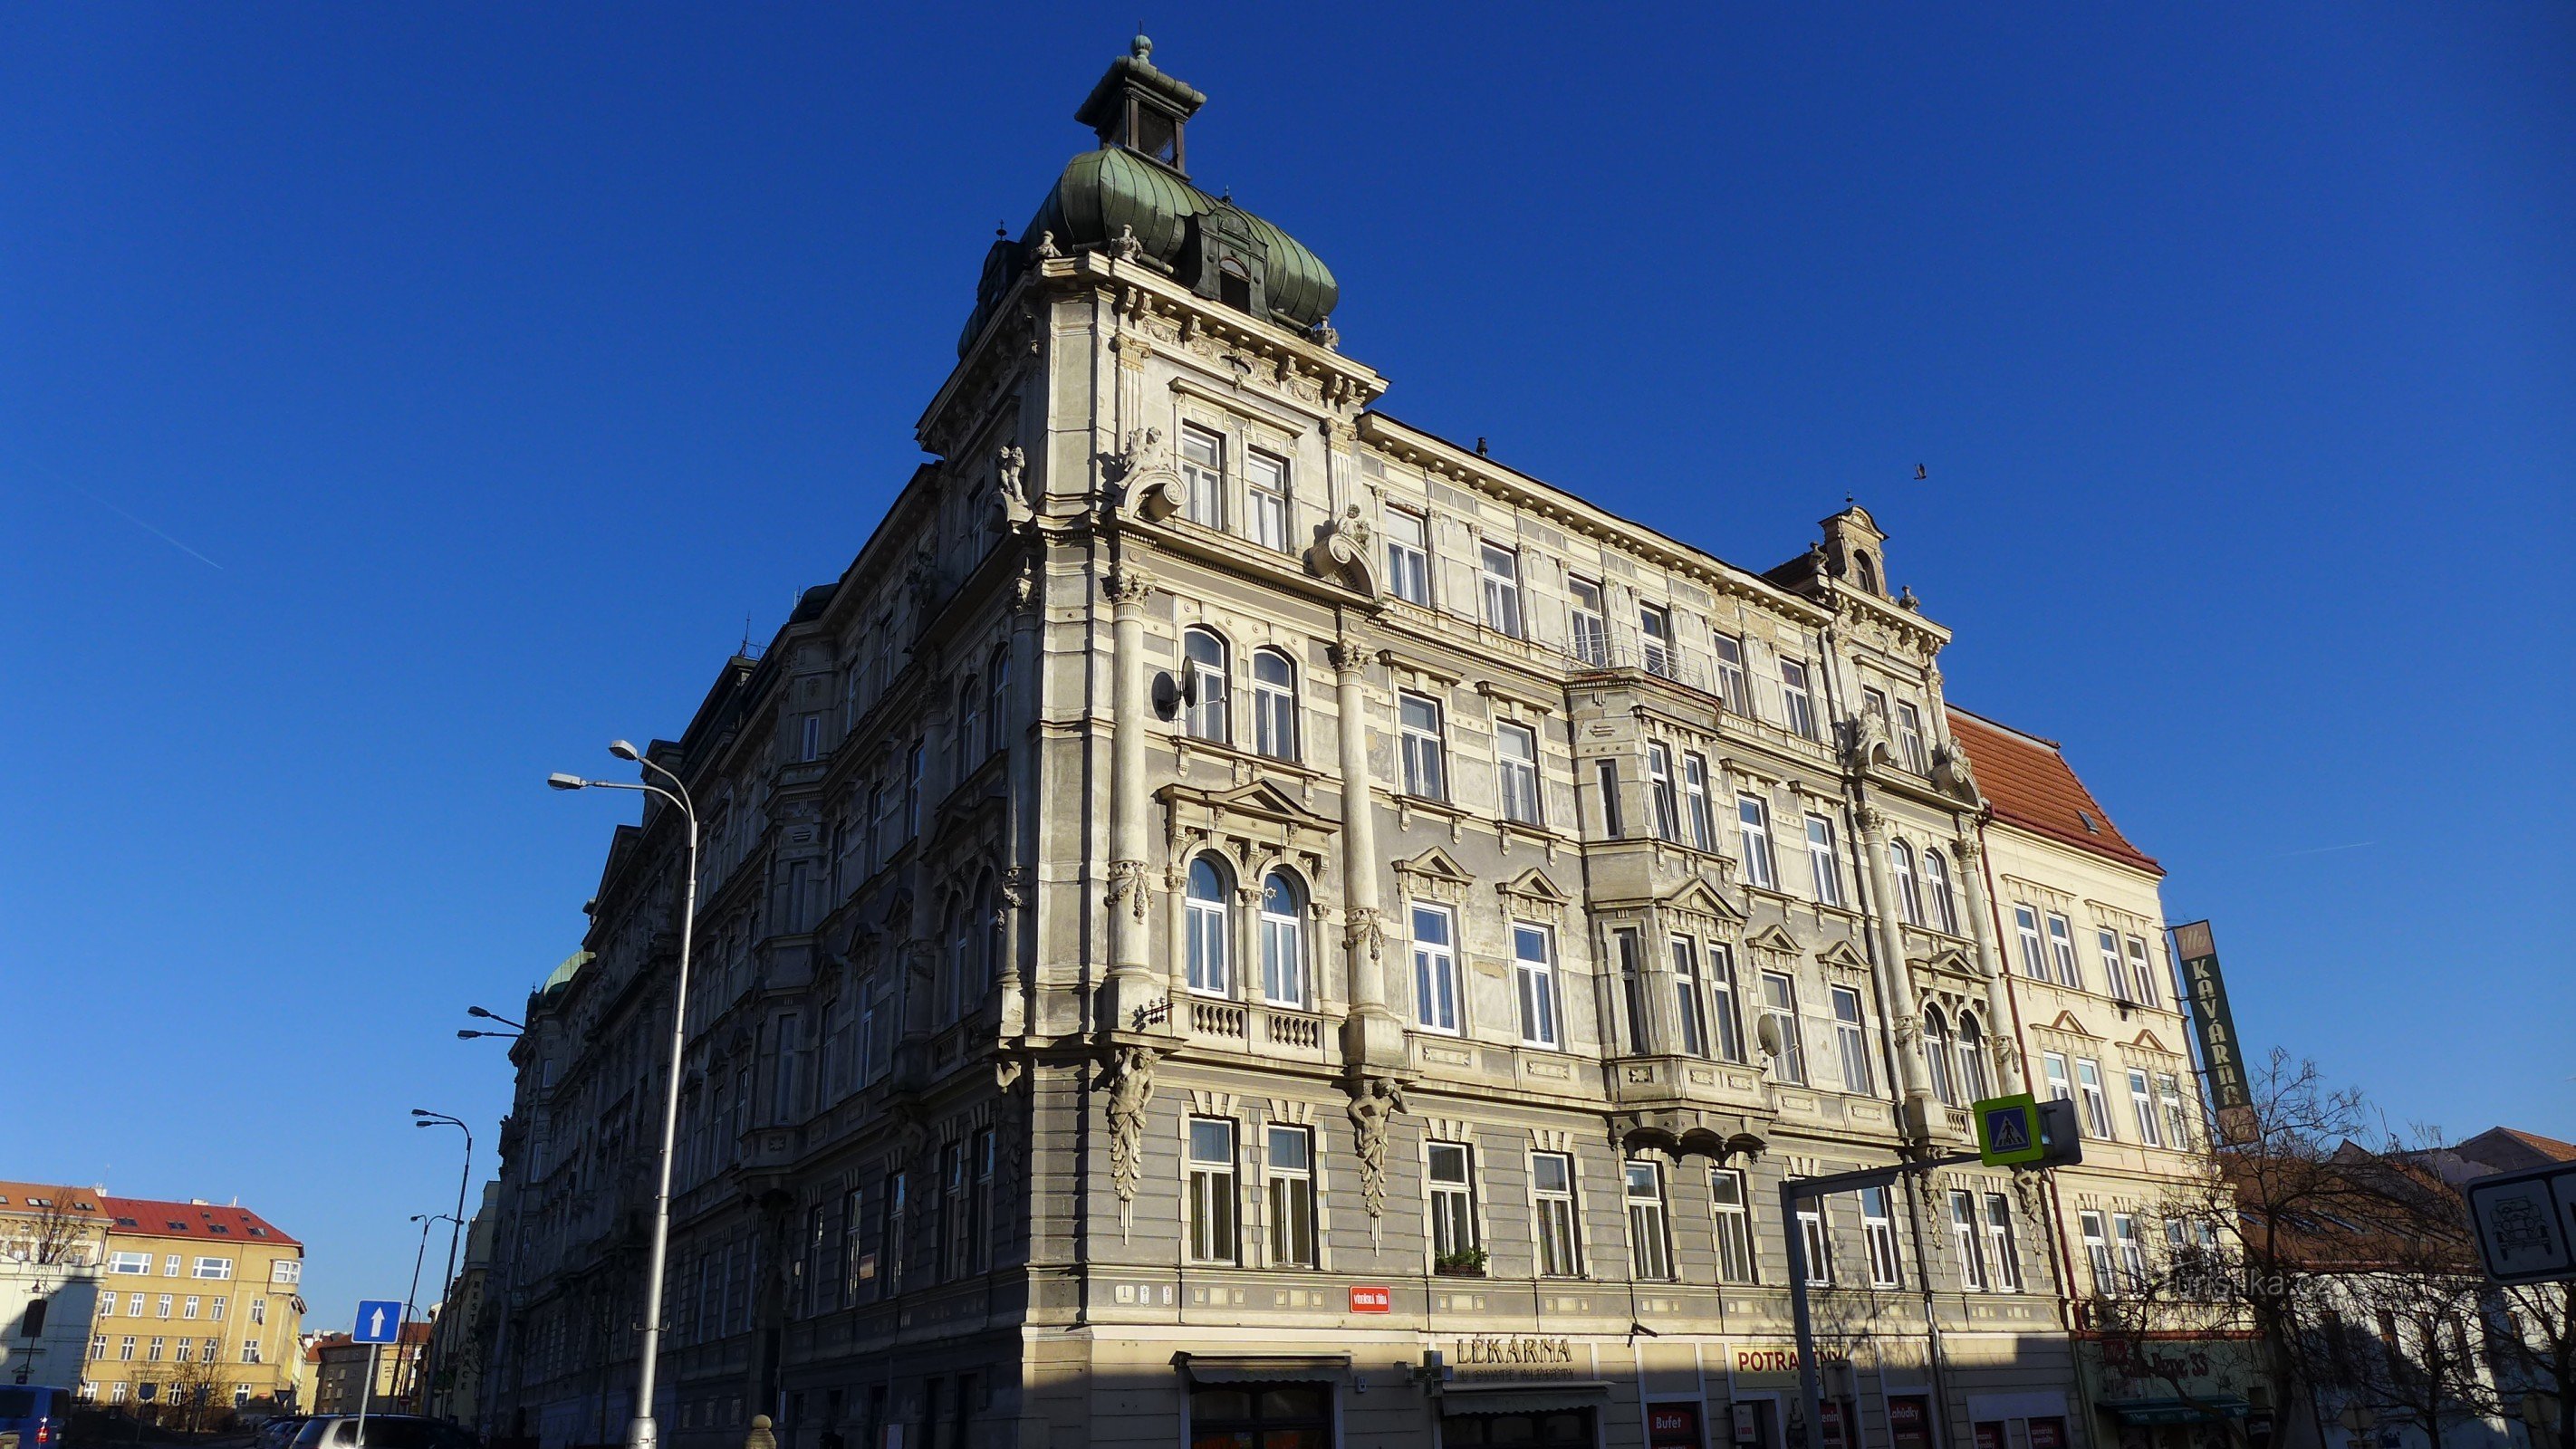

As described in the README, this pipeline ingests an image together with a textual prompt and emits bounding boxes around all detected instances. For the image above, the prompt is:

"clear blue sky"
[5,5,2569,1335]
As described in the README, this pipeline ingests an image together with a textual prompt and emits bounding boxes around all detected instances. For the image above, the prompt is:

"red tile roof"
[2457,1127,2576,1170]
[0,1183,108,1217]
[99,1195,302,1248]
[1948,707,2160,875]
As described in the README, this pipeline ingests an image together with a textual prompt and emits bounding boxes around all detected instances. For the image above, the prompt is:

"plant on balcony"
[1432,1247,1488,1277]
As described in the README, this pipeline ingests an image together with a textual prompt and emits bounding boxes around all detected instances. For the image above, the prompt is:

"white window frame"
[1399,691,1447,800]
[1639,604,1673,677]
[2114,1213,2148,1293]
[1645,741,1681,842]
[1890,840,1923,926]
[1831,985,1873,1095]
[1384,508,1431,605]
[1861,1186,1902,1288]
[2158,1072,2192,1149]
[1260,872,1308,1009]
[2047,914,2081,988]
[2099,929,2131,1002]
[1186,1118,1240,1264]
[1923,849,1957,933]
[1737,794,1777,889]
[1797,1200,1833,1285]
[2127,935,2162,1007]
[1670,936,1707,1058]
[1780,657,1818,739]
[1761,971,1805,1084]
[1896,700,1929,772]
[1245,450,1290,552]
[1594,759,1624,838]
[1179,425,1226,529]
[2076,1058,2115,1139]
[1711,632,1751,714]
[1513,922,1560,1049]
[1568,578,1608,666]
[1411,903,1460,1033]
[2014,906,2046,978]
[1427,1141,1479,1261]
[1185,856,1232,996]
[1680,753,1715,849]
[1251,648,1297,762]
[1478,542,1524,638]
[1711,1168,1756,1283]
[1985,1194,2023,1291]
[1806,814,1844,907]
[1531,1151,1582,1278]
[1264,1124,1316,1268]
[1708,944,1745,1063]
[1625,1160,1674,1281]
[2043,1051,2073,1105]
[1496,721,1542,825]
[2129,1068,2163,1147]
[1950,1189,1988,1291]
[1184,627,1230,744]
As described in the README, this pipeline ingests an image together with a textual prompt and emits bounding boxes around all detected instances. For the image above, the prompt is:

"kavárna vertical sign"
[2171,920,2254,1140]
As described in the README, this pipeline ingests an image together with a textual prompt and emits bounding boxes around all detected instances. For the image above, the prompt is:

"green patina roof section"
[1028,145,1340,329]
[538,949,592,998]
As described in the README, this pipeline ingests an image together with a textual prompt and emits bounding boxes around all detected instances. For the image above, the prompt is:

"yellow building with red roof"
[85,1194,306,1417]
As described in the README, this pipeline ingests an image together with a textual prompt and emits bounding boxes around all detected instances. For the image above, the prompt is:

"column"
[1331,640,1406,1069]
[1950,830,2026,1093]
[1854,801,1939,1137]
[999,561,1042,1035]
[1101,567,1159,1029]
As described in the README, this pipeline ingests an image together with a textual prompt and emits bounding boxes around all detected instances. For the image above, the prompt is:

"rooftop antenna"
[741,615,754,655]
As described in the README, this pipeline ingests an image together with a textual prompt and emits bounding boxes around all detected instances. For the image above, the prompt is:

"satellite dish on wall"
[1755,1015,1785,1060]
[1151,670,1197,720]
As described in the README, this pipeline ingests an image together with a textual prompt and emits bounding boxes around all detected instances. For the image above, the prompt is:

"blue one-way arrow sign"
[353,1300,404,1345]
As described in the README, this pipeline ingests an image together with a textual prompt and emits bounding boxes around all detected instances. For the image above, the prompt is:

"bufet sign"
[1348,1284,1392,1313]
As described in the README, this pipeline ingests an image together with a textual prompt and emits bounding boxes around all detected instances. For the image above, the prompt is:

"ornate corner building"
[482,39,2217,1449]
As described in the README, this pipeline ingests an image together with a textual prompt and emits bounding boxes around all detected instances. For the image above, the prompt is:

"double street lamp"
[548,740,700,1449]
[410,1110,472,1415]
[403,1214,462,1406]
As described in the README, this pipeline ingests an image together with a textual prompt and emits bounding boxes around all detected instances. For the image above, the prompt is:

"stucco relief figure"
[1105,859,1152,923]
[1343,905,1386,963]
[1110,224,1143,263]
[1309,504,1378,594]
[1102,1046,1158,1223]
[1845,708,1893,771]
[992,444,1033,532]
[1031,230,1062,261]
[1346,1077,1408,1219]
[1931,744,1981,804]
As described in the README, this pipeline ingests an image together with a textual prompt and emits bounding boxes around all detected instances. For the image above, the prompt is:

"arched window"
[1259,871,1307,1008]
[1922,849,1958,933]
[1186,856,1233,995]
[1956,1012,1993,1102]
[1184,628,1229,742]
[1922,1004,1957,1106]
[1252,648,1298,761]
[1890,840,1923,926]
[986,647,1010,759]
[957,676,982,764]
[1853,550,1879,594]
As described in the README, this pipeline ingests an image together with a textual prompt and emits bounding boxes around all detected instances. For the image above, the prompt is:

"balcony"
[1179,996,1333,1064]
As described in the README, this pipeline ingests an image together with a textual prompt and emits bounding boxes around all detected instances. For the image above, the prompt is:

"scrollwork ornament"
[1343,906,1387,963]
[1105,859,1152,924]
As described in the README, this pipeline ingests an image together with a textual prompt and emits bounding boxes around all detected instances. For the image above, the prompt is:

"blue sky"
[4,5,2569,1335]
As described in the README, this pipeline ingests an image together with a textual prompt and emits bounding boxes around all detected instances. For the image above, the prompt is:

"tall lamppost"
[549,740,699,1449]
[403,1214,461,1405]
[411,1110,473,1415]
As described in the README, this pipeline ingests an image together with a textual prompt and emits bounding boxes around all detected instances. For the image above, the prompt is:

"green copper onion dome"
[960,38,1340,354]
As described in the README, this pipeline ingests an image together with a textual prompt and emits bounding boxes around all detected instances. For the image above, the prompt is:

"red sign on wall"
[1648,1404,1702,1448]
[1348,1284,1392,1313]
[2028,1419,2068,1449]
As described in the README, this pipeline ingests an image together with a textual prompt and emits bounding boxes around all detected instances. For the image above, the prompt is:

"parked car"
[290,1415,477,1449]
[0,1387,72,1449]
[255,1415,315,1449]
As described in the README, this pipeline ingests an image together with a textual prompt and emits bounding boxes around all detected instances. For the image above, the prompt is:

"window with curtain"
[1186,857,1232,995]
[1890,840,1924,926]
[1259,872,1306,1008]
[1252,648,1297,761]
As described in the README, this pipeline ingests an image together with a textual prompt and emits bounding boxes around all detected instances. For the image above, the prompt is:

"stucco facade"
[483,39,2219,1449]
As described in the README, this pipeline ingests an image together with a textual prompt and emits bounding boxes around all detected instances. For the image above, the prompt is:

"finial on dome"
[1132,31,1151,61]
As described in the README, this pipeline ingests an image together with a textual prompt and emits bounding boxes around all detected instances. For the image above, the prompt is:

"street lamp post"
[549,740,700,1449]
[403,1214,461,1405]
[412,1111,473,1415]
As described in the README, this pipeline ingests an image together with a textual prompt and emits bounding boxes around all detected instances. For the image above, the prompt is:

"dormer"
[1821,504,1889,599]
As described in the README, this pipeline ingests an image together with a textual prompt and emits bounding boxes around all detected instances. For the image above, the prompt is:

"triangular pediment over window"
[1742,923,1804,957]
[1659,879,1745,926]
[1497,867,1572,906]
[1159,777,1341,835]
[1815,938,1872,972]
[2129,1029,2168,1052]
[1908,945,1976,977]
[2046,1010,2095,1038]
[1394,846,1475,884]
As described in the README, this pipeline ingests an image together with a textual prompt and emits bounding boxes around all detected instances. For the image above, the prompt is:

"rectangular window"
[1895,701,1928,773]
[2098,929,2130,1002]
[2127,936,2162,1007]
[183,1296,198,1319]
[1780,658,1818,739]
[1514,923,1560,1048]
[1712,633,1751,714]
[1985,1194,2022,1291]
[111,1252,149,1275]
[1594,759,1624,838]
[1479,543,1523,637]
[91,1334,106,1359]
[1645,742,1682,842]
[1265,1126,1316,1269]
[1614,928,1649,1056]
[1762,971,1805,1083]
[1806,814,1844,907]
[2076,1059,2114,1139]
[1639,604,1673,677]
[938,1140,966,1281]
[1496,721,1542,825]
[1831,986,1873,1095]
[2014,907,2045,978]
[2043,1051,2073,1105]
[1710,1168,1757,1283]
[1245,451,1290,552]
[1179,425,1225,528]
[2130,1070,2163,1147]
[247,1298,262,1325]
[1399,692,1447,799]
[2158,1073,2192,1149]
[1626,1161,1673,1281]
[1252,649,1297,761]
[1737,794,1777,889]
[1412,904,1459,1033]
[969,1128,995,1274]
[1861,1186,1902,1288]
[148,1336,165,1362]
[1707,944,1745,1062]
[1567,578,1608,665]
[879,1171,906,1300]
[1385,508,1430,605]
[1950,1190,1988,1291]
[1798,1201,1833,1285]
[2046,914,2081,988]
[1427,1143,1479,1261]
[157,1295,171,1318]
[1532,1152,1581,1278]
[2114,1214,2148,1293]
[1670,936,1707,1058]
[800,714,821,763]
[1187,1118,1240,1264]
[119,1337,135,1361]
[1680,753,1715,849]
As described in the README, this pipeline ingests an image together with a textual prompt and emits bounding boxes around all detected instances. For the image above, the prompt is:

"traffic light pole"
[1780,1153,1987,1449]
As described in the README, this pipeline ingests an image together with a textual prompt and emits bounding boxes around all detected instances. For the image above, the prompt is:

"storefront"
[1176,1352,1351,1449]
[2076,1337,2264,1449]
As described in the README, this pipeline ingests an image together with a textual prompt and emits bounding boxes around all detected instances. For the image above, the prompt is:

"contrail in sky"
[23,456,225,571]
[2273,840,2376,859]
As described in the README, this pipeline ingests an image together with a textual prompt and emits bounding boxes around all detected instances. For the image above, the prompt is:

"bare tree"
[2486,1280,2572,1449]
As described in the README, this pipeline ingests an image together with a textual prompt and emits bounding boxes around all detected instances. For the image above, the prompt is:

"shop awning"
[1438,1380,1614,1416]
[1171,1351,1352,1386]
[2100,1397,2251,1425]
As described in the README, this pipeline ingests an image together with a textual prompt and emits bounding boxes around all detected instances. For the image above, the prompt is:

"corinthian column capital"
[1106,569,1156,607]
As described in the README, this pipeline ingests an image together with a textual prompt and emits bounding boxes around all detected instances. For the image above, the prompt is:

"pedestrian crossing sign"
[1975,1094,2045,1166]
